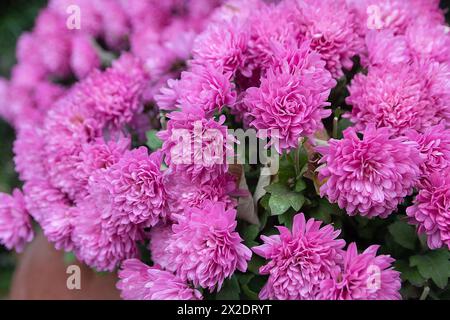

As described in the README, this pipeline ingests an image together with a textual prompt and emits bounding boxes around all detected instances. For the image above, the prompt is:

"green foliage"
[145,129,163,150]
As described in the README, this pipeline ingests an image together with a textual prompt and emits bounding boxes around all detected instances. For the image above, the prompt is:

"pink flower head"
[318,126,422,218]
[346,60,450,135]
[407,170,450,250]
[253,213,345,300]
[23,180,74,251]
[70,35,101,79]
[319,243,401,300]
[101,148,168,228]
[172,64,237,116]
[80,54,148,127]
[117,259,202,300]
[295,0,364,78]
[363,30,410,69]
[149,224,174,270]
[192,18,249,76]
[406,125,450,180]
[159,111,233,184]
[164,170,239,216]
[75,136,131,188]
[165,200,252,291]
[406,20,450,64]
[246,41,335,153]
[0,189,34,252]
[72,197,139,271]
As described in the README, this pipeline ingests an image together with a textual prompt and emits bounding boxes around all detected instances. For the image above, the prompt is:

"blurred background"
[0,0,449,299]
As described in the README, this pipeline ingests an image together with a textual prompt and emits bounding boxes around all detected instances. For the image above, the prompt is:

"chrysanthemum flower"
[117,259,202,300]
[165,200,252,291]
[0,189,34,252]
[363,30,410,69]
[23,180,74,251]
[149,224,174,270]
[159,110,233,184]
[253,213,345,300]
[319,243,401,300]
[246,42,335,153]
[346,60,450,135]
[318,126,422,218]
[101,148,168,228]
[295,0,364,78]
[407,170,450,250]
[406,125,450,180]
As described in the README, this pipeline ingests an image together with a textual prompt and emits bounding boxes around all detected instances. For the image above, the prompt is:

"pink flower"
[71,197,140,271]
[70,35,101,79]
[319,243,401,300]
[407,170,450,250]
[117,259,202,300]
[164,171,238,216]
[23,180,74,251]
[318,126,422,218]
[149,224,174,270]
[346,60,450,135]
[159,111,233,184]
[0,189,34,252]
[100,148,168,228]
[295,0,364,78]
[192,19,249,76]
[246,42,335,153]
[165,201,252,291]
[75,137,131,191]
[253,213,345,300]
[80,54,148,127]
[169,64,237,116]
[406,125,450,180]
[363,30,410,69]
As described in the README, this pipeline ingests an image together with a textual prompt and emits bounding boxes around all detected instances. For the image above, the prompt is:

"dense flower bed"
[0,0,449,300]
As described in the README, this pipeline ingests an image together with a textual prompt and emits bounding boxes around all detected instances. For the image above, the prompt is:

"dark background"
[0,0,449,299]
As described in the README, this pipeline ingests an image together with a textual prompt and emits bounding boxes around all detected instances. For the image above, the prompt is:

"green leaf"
[410,250,450,289]
[238,274,258,300]
[248,255,265,274]
[278,211,296,229]
[294,179,307,192]
[269,194,291,215]
[388,220,417,250]
[264,182,290,195]
[242,224,259,247]
[287,192,305,211]
[215,276,240,300]
[146,130,163,150]
[395,260,426,287]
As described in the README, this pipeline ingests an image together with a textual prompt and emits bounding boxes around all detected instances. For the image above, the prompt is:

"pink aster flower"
[149,224,174,270]
[318,126,422,218]
[170,64,237,116]
[23,180,74,251]
[117,259,202,300]
[406,125,450,180]
[295,0,364,78]
[164,171,239,216]
[159,110,234,184]
[319,243,401,300]
[80,54,149,127]
[100,148,168,228]
[346,60,450,135]
[0,189,34,252]
[406,20,450,64]
[75,137,131,189]
[246,42,335,153]
[192,18,249,76]
[71,197,140,271]
[407,170,450,250]
[165,200,252,291]
[253,213,345,300]
[70,35,101,79]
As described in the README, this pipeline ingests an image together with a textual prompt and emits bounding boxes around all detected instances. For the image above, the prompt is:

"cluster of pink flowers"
[0,0,449,300]
[253,213,401,300]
